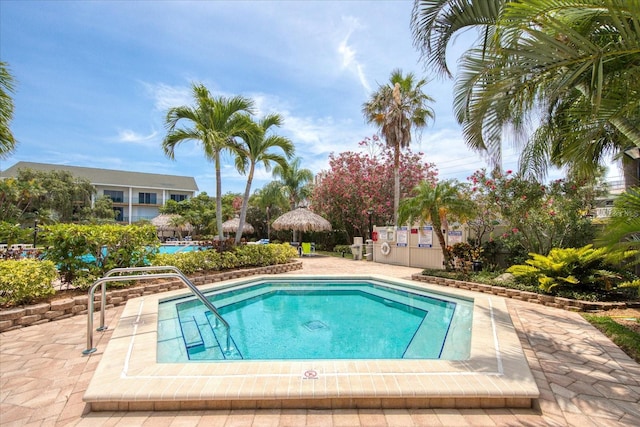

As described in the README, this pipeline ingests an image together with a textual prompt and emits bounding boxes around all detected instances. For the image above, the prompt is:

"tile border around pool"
[83,274,539,410]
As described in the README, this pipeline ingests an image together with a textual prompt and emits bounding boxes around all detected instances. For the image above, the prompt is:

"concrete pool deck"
[2,256,640,426]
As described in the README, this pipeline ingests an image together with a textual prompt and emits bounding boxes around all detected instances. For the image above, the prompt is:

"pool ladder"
[82,265,232,355]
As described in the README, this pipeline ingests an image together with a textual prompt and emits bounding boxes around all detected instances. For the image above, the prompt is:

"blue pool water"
[157,279,473,362]
[79,244,198,263]
[156,245,199,254]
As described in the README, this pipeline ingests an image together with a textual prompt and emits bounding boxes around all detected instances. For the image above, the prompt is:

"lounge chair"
[301,242,316,256]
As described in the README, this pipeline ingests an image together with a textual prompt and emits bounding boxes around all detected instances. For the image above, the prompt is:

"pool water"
[158,279,473,362]
[78,244,198,263]
[156,244,199,254]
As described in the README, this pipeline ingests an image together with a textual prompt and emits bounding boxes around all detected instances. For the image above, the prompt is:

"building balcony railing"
[594,207,613,218]
[119,215,158,223]
[107,197,161,206]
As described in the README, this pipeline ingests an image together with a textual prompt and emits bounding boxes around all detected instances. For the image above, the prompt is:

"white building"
[1,162,198,223]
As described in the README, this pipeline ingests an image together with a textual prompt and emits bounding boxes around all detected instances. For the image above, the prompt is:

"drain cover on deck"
[303,320,328,331]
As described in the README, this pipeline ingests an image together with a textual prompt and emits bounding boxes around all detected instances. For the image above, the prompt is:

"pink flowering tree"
[466,169,605,261]
[313,135,438,242]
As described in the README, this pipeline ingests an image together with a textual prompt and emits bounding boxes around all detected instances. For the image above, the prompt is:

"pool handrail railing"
[82,265,231,355]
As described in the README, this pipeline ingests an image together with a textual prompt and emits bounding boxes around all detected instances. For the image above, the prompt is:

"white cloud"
[116,129,159,146]
[337,16,372,93]
[143,82,192,111]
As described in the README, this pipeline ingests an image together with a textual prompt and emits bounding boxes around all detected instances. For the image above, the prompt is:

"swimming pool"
[158,279,473,361]
[78,244,199,263]
[84,274,539,410]
[157,244,199,254]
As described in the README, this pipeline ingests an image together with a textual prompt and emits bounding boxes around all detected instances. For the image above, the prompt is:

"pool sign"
[418,226,433,247]
[396,227,408,247]
[448,230,463,245]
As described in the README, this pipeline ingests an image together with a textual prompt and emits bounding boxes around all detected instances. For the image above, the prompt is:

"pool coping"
[83,274,539,410]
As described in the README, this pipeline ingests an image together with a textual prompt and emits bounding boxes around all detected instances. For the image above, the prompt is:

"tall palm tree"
[0,61,16,159]
[232,114,294,244]
[398,180,474,270]
[362,69,435,225]
[411,0,640,182]
[272,157,314,242]
[162,83,256,240]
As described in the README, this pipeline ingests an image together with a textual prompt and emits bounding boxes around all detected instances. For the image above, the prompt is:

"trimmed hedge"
[0,259,58,306]
[151,243,298,274]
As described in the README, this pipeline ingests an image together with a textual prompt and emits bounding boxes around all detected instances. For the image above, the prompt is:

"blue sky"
[1,1,618,195]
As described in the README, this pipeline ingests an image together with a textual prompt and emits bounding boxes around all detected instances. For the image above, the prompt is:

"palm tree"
[0,61,16,159]
[167,214,189,240]
[411,0,503,79]
[597,187,640,252]
[362,69,435,225]
[162,83,256,240]
[272,157,314,210]
[411,0,640,182]
[250,181,289,240]
[398,180,474,270]
[272,157,314,242]
[232,114,294,244]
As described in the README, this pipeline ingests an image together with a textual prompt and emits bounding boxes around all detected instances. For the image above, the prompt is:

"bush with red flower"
[464,169,606,263]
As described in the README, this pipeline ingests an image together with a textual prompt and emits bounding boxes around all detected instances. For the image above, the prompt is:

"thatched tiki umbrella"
[151,214,193,239]
[222,216,254,236]
[271,207,332,240]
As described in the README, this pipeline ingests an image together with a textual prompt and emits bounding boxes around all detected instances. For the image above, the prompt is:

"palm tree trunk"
[235,166,254,244]
[431,213,451,270]
[215,152,224,241]
[622,156,639,189]
[394,146,400,225]
[266,206,271,240]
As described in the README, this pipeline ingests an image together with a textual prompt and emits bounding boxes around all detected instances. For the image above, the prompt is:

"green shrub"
[506,245,638,294]
[0,259,58,306]
[41,223,159,283]
[151,243,297,273]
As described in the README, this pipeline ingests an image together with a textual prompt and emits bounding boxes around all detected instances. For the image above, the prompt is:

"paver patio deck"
[1,256,639,426]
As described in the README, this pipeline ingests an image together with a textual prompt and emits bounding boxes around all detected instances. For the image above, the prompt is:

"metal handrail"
[82,266,231,355]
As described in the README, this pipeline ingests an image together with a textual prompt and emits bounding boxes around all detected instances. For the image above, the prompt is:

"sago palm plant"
[507,245,637,294]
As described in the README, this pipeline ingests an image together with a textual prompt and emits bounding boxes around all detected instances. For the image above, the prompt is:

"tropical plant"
[0,259,57,306]
[272,157,314,242]
[41,223,159,284]
[0,222,32,248]
[232,114,294,244]
[151,243,297,274]
[272,157,314,210]
[411,0,640,181]
[467,168,604,256]
[249,181,289,240]
[162,83,257,240]
[362,69,435,224]
[506,245,638,294]
[597,187,640,252]
[398,179,475,270]
[1,168,95,223]
[0,61,16,159]
[0,176,42,222]
[313,135,437,242]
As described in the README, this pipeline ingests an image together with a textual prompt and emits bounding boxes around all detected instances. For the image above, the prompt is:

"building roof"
[1,162,199,192]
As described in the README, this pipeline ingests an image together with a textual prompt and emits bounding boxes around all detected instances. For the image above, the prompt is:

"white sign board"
[418,226,433,248]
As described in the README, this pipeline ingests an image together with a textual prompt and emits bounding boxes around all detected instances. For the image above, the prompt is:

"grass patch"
[582,315,640,363]
[317,250,354,259]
